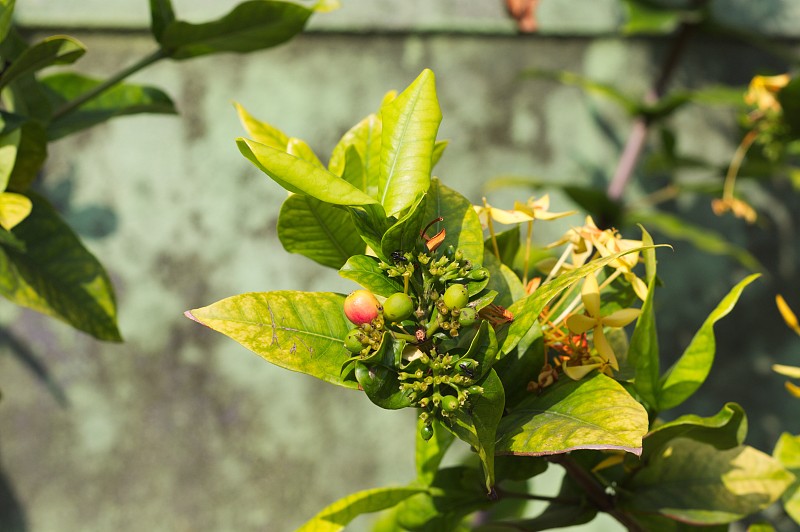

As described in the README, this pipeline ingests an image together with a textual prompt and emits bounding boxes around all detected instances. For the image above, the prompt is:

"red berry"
[344,290,381,325]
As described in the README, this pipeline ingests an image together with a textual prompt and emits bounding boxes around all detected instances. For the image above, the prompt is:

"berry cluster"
[342,243,495,439]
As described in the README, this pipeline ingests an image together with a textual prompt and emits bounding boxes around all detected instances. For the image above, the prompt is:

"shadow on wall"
[0,461,27,532]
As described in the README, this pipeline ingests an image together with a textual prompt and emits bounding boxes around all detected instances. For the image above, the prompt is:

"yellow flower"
[566,274,640,371]
[744,73,790,113]
[774,295,800,398]
[711,197,757,224]
[513,194,576,221]
[473,201,533,229]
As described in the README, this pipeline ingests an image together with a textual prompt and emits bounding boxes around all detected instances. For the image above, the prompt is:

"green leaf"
[276,194,364,269]
[0,36,86,90]
[416,418,455,485]
[622,439,795,524]
[186,291,358,389]
[297,486,426,532]
[237,138,378,206]
[628,210,762,272]
[482,253,524,309]
[355,361,412,410]
[485,226,520,271]
[447,369,505,494]
[622,0,681,35]
[422,178,484,265]
[381,192,427,260]
[778,78,800,138]
[0,0,15,44]
[42,72,178,140]
[0,127,20,192]
[431,139,448,168]
[149,0,176,41]
[159,0,313,59]
[773,433,800,524]
[329,113,381,198]
[0,192,120,341]
[0,192,31,230]
[233,102,289,149]
[338,255,402,297]
[349,204,391,261]
[493,322,543,409]
[496,373,648,456]
[379,69,441,216]
[6,122,47,191]
[340,146,366,194]
[501,244,659,357]
[642,402,747,461]
[629,271,659,409]
[658,274,759,411]
[463,320,498,380]
[395,466,489,531]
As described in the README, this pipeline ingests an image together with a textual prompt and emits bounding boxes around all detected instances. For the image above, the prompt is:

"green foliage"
[0,0,326,342]
[188,69,796,530]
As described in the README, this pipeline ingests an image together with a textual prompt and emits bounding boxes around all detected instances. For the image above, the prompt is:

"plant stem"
[722,129,758,200]
[51,48,168,121]
[606,4,707,201]
[550,454,644,532]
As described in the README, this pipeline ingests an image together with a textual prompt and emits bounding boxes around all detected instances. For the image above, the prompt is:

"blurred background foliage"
[0,0,799,530]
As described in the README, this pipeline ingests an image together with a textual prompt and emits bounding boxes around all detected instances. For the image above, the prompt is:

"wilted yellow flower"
[473,200,532,229]
[773,294,800,398]
[711,197,757,224]
[744,73,790,113]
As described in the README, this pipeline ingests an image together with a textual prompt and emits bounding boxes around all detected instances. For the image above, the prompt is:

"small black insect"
[459,362,475,379]
[391,250,408,263]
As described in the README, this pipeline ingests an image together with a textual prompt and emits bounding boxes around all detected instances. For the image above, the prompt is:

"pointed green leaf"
[447,369,504,494]
[42,72,177,140]
[463,321,498,380]
[482,253,525,309]
[329,113,381,198]
[149,0,176,41]
[622,0,682,35]
[355,361,412,410]
[431,139,448,168]
[0,36,85,90]
[496,373,648,456]
[286,137,323,167]
[6,122,46,191]
[623,439,795,524]
[0,192,31,230]
[416,418,455,485]
[0,127,20,191]
[501,244,661,357]
[338,255,402,297]
[348,204,391,261]
[187,291,358,389]
[0,193,120,341]
[381,192,426,259]
[238,138,377,206]
[233,102,289,149]
[297,486,425,532]
[159,0,313,59]
[643,402,747,461]
[340,146,366,193]
[629,273,659,409]
[0,0,15,44]
[658,274,760,411]
[276,194,364,269]
[422,178,484,264]
[773,433,800,524]
[379,69,441,216]
[395,466,489,530]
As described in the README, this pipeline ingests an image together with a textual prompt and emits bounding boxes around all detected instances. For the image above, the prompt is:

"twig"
[606,1,709,200]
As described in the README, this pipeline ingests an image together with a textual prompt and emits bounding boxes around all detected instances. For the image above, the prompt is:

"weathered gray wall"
[1,1,800,531]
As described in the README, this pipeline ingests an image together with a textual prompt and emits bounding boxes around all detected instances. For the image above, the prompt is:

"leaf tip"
[184,310,202,324]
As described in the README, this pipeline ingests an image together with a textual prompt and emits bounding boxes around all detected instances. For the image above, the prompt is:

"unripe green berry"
[442,395,459,412]
[458,307,477,327]
[383,292,414,322]
[443,284,469,310]
[344,329,365,353]
[420,424,434,441]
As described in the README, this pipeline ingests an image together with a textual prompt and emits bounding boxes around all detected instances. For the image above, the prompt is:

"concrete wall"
[1,1,800,531]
